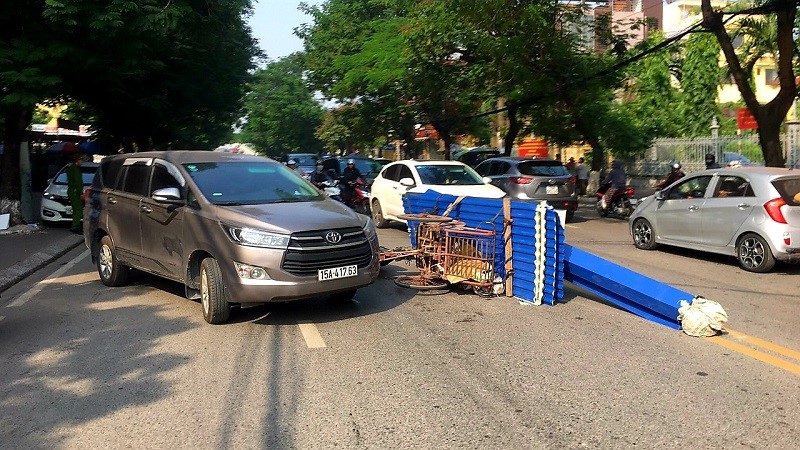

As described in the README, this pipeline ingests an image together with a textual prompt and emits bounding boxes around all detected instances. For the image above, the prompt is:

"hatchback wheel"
[737,233,775,273]
[97,235,130,286]
[371,199,388,228]
[200,257,230,324]
[632,219,658,250]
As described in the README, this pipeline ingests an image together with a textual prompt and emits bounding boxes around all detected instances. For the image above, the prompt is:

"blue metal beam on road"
[562,244,691,329]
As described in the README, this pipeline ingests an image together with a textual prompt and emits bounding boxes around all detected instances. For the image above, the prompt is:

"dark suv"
[475,156,578,222]
[84,151,380,324]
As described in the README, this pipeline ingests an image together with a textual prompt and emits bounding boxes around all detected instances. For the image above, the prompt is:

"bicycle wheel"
[394,275,450,291]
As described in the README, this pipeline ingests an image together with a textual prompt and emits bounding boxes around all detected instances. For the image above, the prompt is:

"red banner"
[737,108,758,130]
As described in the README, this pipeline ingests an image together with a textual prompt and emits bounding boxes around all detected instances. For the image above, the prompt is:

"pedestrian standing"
[575,157,589,196]
[66,152,84,234]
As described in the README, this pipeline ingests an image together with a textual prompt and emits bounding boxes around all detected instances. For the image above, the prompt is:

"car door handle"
[688,205,699,211]
[738,203,750,209]
[107,197,117,204]
[140,205,152,214]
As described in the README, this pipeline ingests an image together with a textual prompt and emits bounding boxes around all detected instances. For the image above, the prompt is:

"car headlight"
[223,225,290,249]
[361,216,377,240]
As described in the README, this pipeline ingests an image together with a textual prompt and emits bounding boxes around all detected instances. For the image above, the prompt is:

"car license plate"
[630,198,638,205]
[318,265,358,281]
[65,206,73,215]
[546,185,558,195]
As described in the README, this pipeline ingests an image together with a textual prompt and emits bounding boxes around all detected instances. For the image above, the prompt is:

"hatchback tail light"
[764,198,788,224]
[624,187,636,198]
[569,176,576,184]
[510,177,534,185]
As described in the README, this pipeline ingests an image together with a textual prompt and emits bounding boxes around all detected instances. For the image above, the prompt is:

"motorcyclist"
[599,160,626,210]
[340,159,363,204]
[656,162,685,189]
[286,159,306,177]
[705,153,721,169]
[310,160,332,188]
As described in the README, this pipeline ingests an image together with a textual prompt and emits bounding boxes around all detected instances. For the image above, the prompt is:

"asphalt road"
[0,203,798,448]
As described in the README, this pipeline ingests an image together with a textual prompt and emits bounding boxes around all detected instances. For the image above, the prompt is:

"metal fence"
[624,130,800,177]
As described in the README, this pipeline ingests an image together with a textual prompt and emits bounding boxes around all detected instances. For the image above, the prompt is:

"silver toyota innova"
[84,151,380,324]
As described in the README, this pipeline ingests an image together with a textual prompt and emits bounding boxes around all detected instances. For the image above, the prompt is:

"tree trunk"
[431,121,452,161]
[503,106,519,157]
[701,0,797,167]
[1,106,33,226]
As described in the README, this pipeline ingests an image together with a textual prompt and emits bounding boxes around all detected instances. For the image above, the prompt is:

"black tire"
[200,257,230,324]
[737,233,775,273]
[565,209,575,223]
[632,218,658,250]
[394,275,450,291]
[597,203,609,217]
[371,199,389,228]
[97,235,130,287]
[330,289,357,303]
[356,201,371,216]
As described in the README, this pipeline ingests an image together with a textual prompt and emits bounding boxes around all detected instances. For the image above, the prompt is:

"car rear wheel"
[200,257,230,324]
[371,199,388,228]
[737,233,775,273]
[97,235,130,286]
[565,209,575,223]
[632,219,658,250]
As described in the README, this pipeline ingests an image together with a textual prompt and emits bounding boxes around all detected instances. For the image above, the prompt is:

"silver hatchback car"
[630,167,800,272]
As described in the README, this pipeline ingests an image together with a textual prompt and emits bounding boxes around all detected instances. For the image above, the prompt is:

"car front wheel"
[200,257,230,324]
[632,218,658,250]
[371,199,388,228]
[737,233,775,273]
[97,235,130,286]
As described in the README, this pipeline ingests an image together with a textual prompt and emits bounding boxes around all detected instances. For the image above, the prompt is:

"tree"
[677,33,725,137]
[701,0,798,167]
[239,54,324,156]
[1,0,258,225]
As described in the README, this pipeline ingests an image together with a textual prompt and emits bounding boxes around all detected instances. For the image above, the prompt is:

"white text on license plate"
[546,185,559,195]
[318,265,358,281]
[65,206,73,215]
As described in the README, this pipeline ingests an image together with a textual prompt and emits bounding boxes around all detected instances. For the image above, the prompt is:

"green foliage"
[239,54,324,156]
[678,33,724,136]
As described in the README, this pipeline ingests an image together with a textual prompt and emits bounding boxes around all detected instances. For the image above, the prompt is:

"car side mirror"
[399,177,415,188]
[152,187,183,204]
[655,190,665,201]
[482,176,493,184]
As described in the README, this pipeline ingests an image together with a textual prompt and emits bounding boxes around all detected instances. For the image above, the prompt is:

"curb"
[0,235,85,294]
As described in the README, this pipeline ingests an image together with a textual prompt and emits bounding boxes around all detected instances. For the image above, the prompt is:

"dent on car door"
[657,175,712,243]
[139,161,186,279]
[701,175,756,247]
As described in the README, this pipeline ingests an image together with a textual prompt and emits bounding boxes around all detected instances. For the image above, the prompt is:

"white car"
[370,160,507,228]
[41,162,98,223]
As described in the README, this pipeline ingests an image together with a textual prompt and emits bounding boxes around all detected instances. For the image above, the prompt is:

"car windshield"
[517,161,570,177]
[53,166,96,186]
[416,164,484,185]
[339,158,385,176]
[184,161,322,205]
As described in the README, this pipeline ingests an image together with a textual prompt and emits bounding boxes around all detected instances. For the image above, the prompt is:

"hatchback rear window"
[772,177,800,206]
[53,166,97,186]
[517,161,570,177]
[184,162,322,205]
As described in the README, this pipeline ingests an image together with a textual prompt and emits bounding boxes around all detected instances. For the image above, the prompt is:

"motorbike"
[314,179,343,203]
[341,177,371,215]
[596,182,637,218]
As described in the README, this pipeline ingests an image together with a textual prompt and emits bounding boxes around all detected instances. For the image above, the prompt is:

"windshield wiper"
[214,201,244,206]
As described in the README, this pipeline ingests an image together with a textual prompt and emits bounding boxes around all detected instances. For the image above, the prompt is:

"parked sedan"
[475,157,578,222]
[630,167,800,272]
[370,160,507,227]
[40,162,99,224]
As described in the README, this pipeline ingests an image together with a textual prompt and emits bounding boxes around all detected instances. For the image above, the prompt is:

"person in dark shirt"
[705,153,721,169]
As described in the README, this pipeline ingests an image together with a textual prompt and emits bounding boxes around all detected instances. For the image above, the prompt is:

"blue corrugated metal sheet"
[403,190,564,305]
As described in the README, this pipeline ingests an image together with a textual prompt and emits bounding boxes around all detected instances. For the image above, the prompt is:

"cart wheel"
[394,276,450,291]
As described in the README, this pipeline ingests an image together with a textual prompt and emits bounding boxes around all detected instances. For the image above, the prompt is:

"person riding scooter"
[340,159,363,203]
[656,162,685,190]
[309,160,332,189]
[599,160,626,210]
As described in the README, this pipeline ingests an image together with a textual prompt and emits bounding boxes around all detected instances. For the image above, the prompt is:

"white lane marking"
[297,321,326,348]
[7,250,90,308]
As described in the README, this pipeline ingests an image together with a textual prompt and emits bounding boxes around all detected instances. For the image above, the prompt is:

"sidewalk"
[0,223,84,293]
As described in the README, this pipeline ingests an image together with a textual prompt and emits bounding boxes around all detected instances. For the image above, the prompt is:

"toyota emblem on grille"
[325,231,342,244]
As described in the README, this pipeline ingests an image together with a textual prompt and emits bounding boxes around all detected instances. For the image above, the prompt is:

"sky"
[248,0,325,61]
